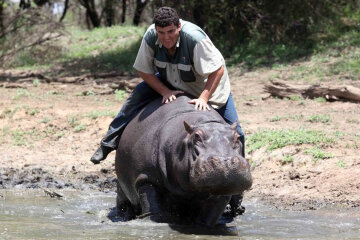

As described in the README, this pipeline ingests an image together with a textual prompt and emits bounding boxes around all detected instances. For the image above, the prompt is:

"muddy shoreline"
[1,165,358,211]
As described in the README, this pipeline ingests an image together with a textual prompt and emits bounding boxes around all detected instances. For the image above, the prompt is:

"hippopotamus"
[114,94,252,227]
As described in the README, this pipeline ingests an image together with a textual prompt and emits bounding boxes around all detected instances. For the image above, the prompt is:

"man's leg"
[216,93,245,157]
[216,93,246,218]
[90,81,159,164]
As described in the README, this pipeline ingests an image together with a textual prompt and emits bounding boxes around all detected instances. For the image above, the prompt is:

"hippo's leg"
[229,194,245,216]
[197,195,231,227]
[110,181,136,221]
[137,184,172,223]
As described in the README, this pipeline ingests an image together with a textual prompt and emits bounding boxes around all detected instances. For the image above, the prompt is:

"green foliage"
[25,108,40,116]
[114,89,127,101]
[247,128,336,152]
[315,97,327,103]
[11,129,40,146]
[307,114,331,123]
[281,154,294,164]
[85,110,117,119]
[336,160,347,168]
[33,79,41,87]
[58,26,145,75]
[269,115,304,122]
[304,147,334,163]
[11,89,31,100]
[68,115,87,132]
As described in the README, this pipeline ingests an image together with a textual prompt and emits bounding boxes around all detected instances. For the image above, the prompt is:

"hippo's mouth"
[189,156,252,195]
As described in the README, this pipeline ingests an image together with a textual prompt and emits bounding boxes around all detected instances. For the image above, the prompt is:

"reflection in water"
[0,189,359,239]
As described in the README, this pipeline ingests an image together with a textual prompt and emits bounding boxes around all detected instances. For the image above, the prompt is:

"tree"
[133,0,148,25]
[104,0,115,26]
[60,0,69,22]
[121,0,127,23]
[0,0,4,34]
[78,0,101,28]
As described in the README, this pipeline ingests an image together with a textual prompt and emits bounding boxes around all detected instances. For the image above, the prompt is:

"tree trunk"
[121,0,127,23]
[60,0,69,22]
[78,0,101,28]
[104,0,115,26]
[19,0,31,9]
[133,0,148,26]
[0,0,4,34]
[264,80,360,102]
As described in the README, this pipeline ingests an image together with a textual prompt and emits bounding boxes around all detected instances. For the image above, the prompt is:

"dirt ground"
[0,67,359,210]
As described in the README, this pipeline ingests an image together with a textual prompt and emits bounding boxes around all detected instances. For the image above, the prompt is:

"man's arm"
[188,65,224,111]
[137,71,183,103]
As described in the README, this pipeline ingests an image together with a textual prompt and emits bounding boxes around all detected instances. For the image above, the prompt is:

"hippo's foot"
[108,201,136,222]
[137,211,176,223]
[218,204,235,224]
[229,194,245,217]
[138,184,177,223]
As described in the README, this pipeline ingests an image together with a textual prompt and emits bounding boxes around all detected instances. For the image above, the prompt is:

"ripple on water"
[0,189,359,240]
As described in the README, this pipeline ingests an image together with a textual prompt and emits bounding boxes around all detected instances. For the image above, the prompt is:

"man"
[90,7,245,165]
[91,6,246,219]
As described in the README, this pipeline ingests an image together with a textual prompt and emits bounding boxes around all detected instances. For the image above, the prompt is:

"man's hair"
[153,7,180,27]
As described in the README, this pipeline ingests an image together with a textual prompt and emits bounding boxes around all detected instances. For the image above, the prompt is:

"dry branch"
[0,83,26,88]
[264,80,360,102]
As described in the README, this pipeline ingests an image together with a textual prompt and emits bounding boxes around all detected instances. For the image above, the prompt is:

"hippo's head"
[182,121,252,195]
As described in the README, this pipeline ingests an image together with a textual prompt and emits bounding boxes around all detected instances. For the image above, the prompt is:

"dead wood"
[0,82,26,88]
[110,78,142,91]
[264,80,360,102]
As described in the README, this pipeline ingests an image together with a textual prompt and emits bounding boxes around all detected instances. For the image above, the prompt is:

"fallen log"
[264,80,360,102]
[0,82,27,88]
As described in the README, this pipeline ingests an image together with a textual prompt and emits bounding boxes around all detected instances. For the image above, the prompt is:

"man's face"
[155,23,181,51]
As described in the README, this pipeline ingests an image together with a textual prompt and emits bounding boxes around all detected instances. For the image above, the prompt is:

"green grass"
[269,114,304,122]
[114,89,127,102]
[10,25,145,75]
[247,128,336,153]
[85,110,117,119]
[336,160,347,168]
[67,115,87,132]
[11,129,41,146]
[307,114,331,123]
[11,89,31,100]
[304,147,334,163]
[281,154,294,164]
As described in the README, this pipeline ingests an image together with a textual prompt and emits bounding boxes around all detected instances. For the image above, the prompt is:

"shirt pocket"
[154,59,167,81]
[178,64,196,82]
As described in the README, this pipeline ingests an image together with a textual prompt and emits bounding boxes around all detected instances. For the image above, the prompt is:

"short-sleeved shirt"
[133,19,230,109]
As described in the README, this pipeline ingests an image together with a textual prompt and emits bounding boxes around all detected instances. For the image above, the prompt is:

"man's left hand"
[188,98,211,111]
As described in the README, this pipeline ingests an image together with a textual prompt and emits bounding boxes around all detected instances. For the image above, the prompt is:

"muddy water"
[0,189,359,240]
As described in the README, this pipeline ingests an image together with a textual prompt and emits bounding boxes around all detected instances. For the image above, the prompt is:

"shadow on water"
[168,224,239,236]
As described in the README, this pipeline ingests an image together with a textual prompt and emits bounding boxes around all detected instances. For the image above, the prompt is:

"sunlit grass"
[247,128,336,153]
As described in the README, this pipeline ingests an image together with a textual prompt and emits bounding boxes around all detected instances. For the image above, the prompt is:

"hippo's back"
[115,94,225,203]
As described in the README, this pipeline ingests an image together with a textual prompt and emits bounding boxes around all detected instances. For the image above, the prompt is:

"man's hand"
[162,90,184,104]
[188,98,211,111]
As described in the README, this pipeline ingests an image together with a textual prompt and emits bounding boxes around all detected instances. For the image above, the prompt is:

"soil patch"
[1,68,359,210]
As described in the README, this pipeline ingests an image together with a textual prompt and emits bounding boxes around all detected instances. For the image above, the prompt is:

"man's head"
[153,7,179,28]
[153,7,181,51]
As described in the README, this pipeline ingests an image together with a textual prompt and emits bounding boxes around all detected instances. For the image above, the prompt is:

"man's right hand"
[162,90,184,104]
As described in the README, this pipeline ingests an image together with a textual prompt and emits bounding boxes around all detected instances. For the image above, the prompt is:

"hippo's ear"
[184,121,194,134]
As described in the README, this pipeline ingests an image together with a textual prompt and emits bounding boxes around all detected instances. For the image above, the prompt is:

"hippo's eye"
[194,133,202,143]
[192,130,205,144]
